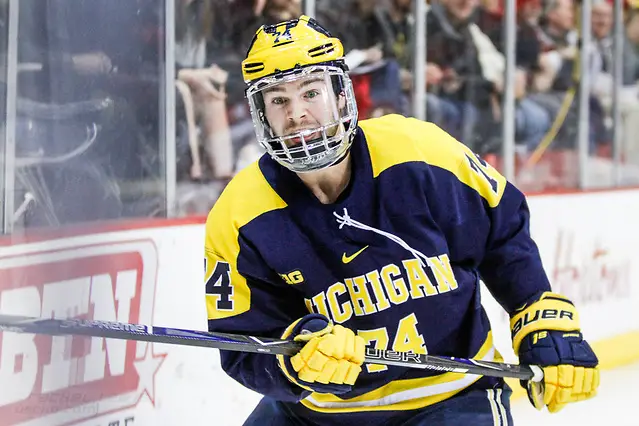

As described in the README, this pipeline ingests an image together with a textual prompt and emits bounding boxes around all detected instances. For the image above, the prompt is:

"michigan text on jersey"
[304,255,459,324]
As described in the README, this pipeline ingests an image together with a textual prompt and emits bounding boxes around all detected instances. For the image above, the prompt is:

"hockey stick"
[0,314,543,382]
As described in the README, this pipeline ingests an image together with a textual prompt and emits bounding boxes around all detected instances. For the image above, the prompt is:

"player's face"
[262,75,345,147]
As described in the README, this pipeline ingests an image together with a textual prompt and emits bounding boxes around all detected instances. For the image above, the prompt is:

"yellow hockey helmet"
[242,15,345,83]
[242,16,359,173]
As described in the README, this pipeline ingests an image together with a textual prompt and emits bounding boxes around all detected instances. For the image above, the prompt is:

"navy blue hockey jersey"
[204,114,551,414]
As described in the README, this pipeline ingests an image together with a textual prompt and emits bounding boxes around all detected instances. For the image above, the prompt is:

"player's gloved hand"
[277,314,366,395]
[510,292,600,413]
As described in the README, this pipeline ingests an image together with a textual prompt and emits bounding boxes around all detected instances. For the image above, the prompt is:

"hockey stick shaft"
[0,314,543,382]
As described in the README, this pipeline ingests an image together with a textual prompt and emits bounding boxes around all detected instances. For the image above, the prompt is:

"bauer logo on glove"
[511,292,600,413]
[511,308,575,336]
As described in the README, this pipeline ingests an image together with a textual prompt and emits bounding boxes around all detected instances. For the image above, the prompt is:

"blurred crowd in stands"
[2,0,639,229]
[175,0,639,212]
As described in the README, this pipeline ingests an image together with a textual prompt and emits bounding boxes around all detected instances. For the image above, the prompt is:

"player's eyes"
[271,97,287,105]
[304,90,320,99]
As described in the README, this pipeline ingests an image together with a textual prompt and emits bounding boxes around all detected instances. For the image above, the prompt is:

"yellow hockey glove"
[277,314,366,394]
[511,292,600,413]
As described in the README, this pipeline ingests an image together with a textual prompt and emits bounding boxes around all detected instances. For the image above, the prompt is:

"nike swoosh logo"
[342,246,369,264]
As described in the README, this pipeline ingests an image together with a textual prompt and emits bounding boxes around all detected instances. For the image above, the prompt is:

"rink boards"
[0,189,637,426]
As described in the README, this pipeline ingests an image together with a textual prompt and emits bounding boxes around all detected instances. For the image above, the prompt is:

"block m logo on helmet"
[264,21,298,45]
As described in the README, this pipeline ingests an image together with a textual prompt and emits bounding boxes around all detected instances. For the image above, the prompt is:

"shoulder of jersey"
[358,114,470,177]
[206,161,287,237]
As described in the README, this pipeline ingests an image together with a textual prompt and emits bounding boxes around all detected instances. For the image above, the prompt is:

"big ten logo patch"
[280,270,304,285]
[0,238,164,426]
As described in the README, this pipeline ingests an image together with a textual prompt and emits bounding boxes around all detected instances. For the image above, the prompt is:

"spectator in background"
[175,0,234,183]
[243,0,302,38]
[317,0,404,118]
[476,0,552,153]
[369,0,423,117]
[590,0,639,101]
[589,0,639,162]
[525,0,579,152]
[528,0,609,152]
[622,7,639,163]
[624,7,639,81]
[385,0,414,76]
[425,0,485,149]
[589,0,617,120]
[529,0,578,103]
[261,0,301,20]
[426,0,547,154]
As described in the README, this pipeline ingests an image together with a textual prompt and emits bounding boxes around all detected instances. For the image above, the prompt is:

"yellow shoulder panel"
[359,114,506,207]
[204,161,287,320]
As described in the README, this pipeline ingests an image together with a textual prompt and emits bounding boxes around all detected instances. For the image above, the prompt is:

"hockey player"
[204,15,599,425]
